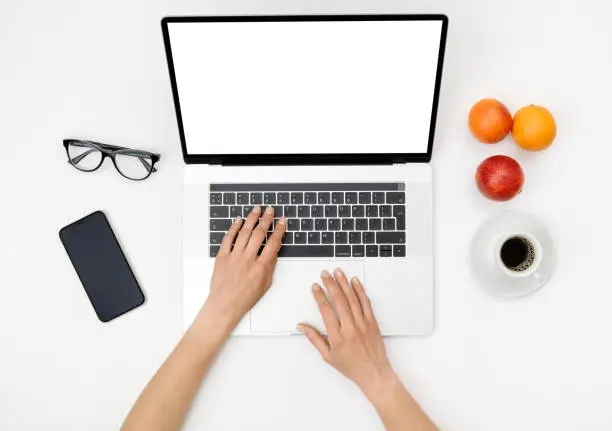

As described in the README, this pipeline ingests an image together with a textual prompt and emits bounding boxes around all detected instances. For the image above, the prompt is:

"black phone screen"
[59,211,145,322]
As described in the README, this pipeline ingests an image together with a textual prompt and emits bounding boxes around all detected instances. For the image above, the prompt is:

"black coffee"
[500,237,531,271]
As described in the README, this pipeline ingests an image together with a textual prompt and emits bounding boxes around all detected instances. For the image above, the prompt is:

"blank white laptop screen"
[167,19,444,155]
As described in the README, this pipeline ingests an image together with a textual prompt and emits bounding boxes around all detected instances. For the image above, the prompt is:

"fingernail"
[278,216,287,225]
[321,270,331,278]
[311,284,320,292]
[334,267,343,275]
[296,325,305,334]
[351,276,359,283]
[253,205,261,214]
[234,215,242,223]
[265,206,273,215]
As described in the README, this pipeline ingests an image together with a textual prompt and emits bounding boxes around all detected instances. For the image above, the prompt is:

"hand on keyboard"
[198,205,287,334]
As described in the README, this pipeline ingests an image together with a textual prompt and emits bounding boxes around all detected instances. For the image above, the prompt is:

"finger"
[333,268,364,322]
[297,323,330,362]
[311,283,340,336]
[352,277,376,323]
[245,206,274,257]
[260,216,287,262]
[321,270,353,326]
[218,216,243,256]
[233,205,261,252]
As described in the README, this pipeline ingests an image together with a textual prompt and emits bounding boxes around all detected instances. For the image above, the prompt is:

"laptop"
[162,14,448,336]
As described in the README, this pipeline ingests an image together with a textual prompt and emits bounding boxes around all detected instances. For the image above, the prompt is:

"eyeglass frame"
[63,139,161,181]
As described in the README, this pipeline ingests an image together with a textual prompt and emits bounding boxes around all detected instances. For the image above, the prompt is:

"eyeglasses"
[63,139,161,181]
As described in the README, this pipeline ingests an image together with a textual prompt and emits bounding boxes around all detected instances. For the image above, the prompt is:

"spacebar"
[278,245,334,258]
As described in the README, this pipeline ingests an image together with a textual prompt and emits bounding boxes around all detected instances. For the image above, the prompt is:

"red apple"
[476,155,524,201]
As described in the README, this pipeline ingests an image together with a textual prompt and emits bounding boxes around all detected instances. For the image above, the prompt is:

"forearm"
[364,373,438,431]
[121,313,231,431]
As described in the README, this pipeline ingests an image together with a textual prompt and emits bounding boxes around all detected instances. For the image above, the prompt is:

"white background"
[169,20,441,154]
[1,1,612,430]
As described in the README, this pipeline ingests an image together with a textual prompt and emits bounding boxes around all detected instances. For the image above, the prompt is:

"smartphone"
[59,211,145,322]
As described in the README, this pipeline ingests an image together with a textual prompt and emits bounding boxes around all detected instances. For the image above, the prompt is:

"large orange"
[468,98,513,143]
[512,105,556,151]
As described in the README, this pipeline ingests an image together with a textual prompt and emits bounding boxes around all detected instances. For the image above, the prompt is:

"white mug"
[471,212,555,298]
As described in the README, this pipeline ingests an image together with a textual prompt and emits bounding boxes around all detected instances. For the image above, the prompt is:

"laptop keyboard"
[209,183,406,258]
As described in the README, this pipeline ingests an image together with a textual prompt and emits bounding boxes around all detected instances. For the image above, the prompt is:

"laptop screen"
[164,16,446,161]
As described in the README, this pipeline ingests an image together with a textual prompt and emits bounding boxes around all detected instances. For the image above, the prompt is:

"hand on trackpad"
[250,261,365,334]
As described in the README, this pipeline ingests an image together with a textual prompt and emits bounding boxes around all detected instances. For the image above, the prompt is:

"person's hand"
[196,205,286,336]
[298,269,399,401]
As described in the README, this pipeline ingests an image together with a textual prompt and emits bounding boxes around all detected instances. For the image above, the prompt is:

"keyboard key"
[386,192,405,204]
[351,205,365,217]
[331,192,344,204]
[380,205,392,217]
[376,232,406,244]
[372,192,385,204]
[383,218,396,231]
[325,205,337,218]
[335,245,351,257]
[369,218,382,231]
[366,205,378,217]
[359,192,371,204]
[342,219,354,231]
[250,193,263,204]
[345,192,358,204]
[308,232,321,244]
[335,232,348,244]
[230,206,242,217]
[311,205,324,218]
[210,219,231,231]
[301,219,314,231]
[223,193,235,205]
[305,192,317,204]
[393,245,406,257]
[363,232,375,244]
[349,232,361,244]
[298,206,310,218]
[243,206,254,217]
[287,219,300,231]
[284,205,297,218]
[278,245,334,258]
[277,192,290,204]
[352,245,365,257]
[291,192,304,204]
[380,245,392,257]
[272,206,283,217]
[264,193,276,204]
[394,205,406,230]
[237,192,249,205]
[210,193,222,205]
[339,205,351,218]
[210,206,229,218]
[294,232,307,244]
[282,232,294,244]
[315,219,327,231]
[210,232,225,245]
[328,219,341,231]
[356,218,368,231]
[210,245,221,257]
[366,245,378,257]
[318,192,331,204]
[322,232,334,244]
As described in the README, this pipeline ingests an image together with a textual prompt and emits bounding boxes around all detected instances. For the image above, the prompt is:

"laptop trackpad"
[250,261,365,334]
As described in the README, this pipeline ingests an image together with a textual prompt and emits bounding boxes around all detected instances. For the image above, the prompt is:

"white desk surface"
[2,1,611,430]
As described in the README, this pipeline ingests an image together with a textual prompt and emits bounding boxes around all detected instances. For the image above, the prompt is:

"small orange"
[468,98,513,143]
[512,105,556,151]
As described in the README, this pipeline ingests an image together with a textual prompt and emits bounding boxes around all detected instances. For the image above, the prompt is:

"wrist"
[359,367,402,407]
[190,304,235,345]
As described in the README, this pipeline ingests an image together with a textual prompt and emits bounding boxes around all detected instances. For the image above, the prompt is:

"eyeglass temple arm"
[70,146,156,172]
